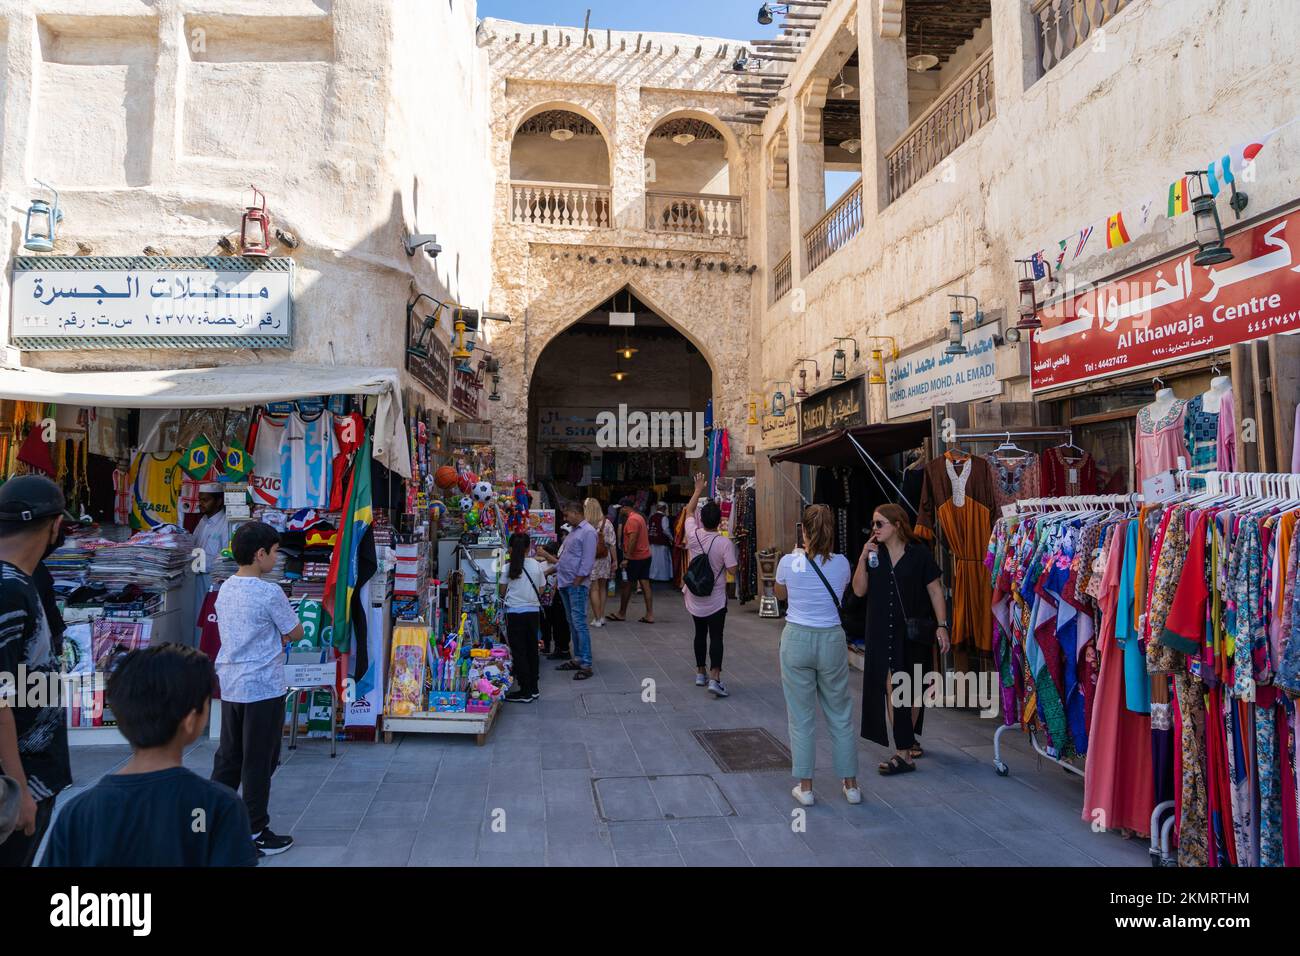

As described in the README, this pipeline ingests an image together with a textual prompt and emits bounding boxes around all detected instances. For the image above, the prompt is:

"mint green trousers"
[779,623,859,780]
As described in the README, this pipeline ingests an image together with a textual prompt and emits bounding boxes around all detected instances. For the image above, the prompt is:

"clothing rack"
[990,491,1144,780]
[953,428,1075,443]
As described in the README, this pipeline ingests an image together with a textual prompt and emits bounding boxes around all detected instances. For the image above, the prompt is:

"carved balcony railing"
[885,49,995,204]
[773,251,792,303]
[1034,0,1135,75]
[510,180,611,227]
[804,179,863,274]
[645,190,745,238]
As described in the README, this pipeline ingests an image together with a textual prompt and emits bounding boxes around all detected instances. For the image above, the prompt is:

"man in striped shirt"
[0,476,72,867]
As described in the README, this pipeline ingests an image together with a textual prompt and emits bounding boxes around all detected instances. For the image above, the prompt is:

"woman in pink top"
[681,473,738,698]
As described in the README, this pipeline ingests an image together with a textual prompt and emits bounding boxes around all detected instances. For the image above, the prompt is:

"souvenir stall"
[0,364,411,746]
[379,429,554,744]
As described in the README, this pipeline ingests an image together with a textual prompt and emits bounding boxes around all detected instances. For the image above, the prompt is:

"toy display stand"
[382,701,501,746]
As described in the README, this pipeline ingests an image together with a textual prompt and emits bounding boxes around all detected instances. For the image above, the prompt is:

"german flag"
[1167,177,1190,217]
[1106,212,1131,249]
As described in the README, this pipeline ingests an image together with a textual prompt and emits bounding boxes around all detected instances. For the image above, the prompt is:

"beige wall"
[645,137,730,194]
[0,0,493,421]
[511,132,611,185]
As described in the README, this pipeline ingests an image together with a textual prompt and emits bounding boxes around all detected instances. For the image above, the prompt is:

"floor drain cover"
[580,692,676,716]
[692,728,791,773]
[592,774,734,822]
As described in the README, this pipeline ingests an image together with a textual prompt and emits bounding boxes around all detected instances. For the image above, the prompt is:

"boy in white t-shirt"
[211,521,303,858]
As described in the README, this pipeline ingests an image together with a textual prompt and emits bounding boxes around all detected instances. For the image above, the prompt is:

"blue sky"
[476,0,778,42]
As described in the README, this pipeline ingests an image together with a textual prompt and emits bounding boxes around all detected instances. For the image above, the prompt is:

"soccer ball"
[458,495,474,512]
[472,480,494,503]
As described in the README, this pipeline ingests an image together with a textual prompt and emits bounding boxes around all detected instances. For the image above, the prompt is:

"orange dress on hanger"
[917,451,994,652]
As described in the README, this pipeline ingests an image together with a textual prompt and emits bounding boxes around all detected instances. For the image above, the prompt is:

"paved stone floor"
[59,588,1150,867]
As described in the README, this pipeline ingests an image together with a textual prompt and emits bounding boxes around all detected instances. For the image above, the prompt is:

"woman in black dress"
[851,503,950,775]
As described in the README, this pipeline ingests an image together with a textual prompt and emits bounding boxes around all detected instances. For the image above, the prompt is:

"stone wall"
[478,18,761,480]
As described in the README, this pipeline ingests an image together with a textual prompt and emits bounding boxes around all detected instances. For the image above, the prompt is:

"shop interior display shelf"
[381,703,500,746]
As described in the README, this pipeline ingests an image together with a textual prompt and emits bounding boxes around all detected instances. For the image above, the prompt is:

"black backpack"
[683,530,719,597]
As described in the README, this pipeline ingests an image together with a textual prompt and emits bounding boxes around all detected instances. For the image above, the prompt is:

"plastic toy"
[430,499,447,521]
[472,480,494,502]
[435,465,459,490]
[458,495,474,512]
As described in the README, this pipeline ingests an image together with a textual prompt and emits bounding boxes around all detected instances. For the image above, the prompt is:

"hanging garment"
[127,450,184,530]
[1182,395,1220,474]
[249,411,288,508]
[1217,389,1237,472]
[1135,400,1192,488]
[919,453,994,651]
[1040,447,1098,497]
[985,451,1041,513]
[281,409,338,510]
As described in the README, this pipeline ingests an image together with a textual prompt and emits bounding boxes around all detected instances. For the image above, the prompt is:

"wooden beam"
[635,33,642,52]
[581,8,590,48]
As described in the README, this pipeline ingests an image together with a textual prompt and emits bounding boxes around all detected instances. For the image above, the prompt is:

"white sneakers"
[791,784,862,805]
[695,673,708,687]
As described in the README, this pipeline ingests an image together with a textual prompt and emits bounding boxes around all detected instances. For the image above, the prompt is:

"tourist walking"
[538,532,571,661]
[499,532,545,702]
[585,498,616,628]
[774,503,860,806]
[611,497,654,623]
[681,473,737,697]
[648,502,675,581]
[852,503,949,774]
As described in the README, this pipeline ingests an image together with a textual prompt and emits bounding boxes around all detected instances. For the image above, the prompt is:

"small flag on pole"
[1055,239,1068,270]
[1073,224,1095,260]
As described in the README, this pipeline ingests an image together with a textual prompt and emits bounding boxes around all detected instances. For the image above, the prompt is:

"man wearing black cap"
[0,475,72,866]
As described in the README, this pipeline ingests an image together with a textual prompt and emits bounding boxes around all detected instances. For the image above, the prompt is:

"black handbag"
[683,531,718,597]
[887,557,937,645]
[806,554,851,631]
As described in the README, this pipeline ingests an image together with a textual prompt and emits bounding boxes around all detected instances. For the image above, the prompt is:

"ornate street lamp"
[830,337,860,382]
[1187,170,1234,266]
[22,181,62,253]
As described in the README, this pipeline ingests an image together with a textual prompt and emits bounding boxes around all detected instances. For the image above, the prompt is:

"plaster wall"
[0,0,493,422]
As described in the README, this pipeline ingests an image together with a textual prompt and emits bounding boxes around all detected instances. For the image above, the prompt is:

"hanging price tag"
[1068,468,1078,485]
[1141,469,1178,503]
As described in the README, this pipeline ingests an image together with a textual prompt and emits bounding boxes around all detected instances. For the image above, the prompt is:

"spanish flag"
[1106,212,1131,249]
[1167,177,1190,217]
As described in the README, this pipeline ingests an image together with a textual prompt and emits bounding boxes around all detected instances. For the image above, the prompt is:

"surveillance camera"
[403,233,440,257]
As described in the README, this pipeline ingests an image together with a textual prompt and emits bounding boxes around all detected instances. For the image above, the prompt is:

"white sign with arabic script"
[885,327,1002,419]
[9,257,293,350]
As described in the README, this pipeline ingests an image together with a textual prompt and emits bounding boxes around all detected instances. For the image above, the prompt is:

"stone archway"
[483,261,750,480]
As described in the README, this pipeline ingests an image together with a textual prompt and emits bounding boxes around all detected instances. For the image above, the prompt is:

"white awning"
[0,363,412,478]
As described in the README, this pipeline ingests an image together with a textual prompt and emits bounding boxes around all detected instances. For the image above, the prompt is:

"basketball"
[434,465,459,490]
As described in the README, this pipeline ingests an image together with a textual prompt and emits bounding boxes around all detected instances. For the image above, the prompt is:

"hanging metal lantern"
[22,181,62,253]
[1188,171,1234,266]
[240,185,271,257]
[747,400,759,425]
[944,308,967,356]
[831,349,847,382]
[868,349,886,384]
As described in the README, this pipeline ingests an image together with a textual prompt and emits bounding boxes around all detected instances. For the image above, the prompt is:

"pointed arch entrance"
[528,285,714,508]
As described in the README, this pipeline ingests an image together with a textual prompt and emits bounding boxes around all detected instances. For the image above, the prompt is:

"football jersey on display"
[128,451,184,530]
[249,413,288,507]
[281,410,337,510]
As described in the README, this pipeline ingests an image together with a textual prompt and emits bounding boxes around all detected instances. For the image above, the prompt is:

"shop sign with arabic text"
[1030,208,1300,390]
[9,256,293,350]
[799,377,867,442]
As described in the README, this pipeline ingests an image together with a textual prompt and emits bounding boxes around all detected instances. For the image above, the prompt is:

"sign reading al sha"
[1030,208,1300,390]
[799,377,867,442]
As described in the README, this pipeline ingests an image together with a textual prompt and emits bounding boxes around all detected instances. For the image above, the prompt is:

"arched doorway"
[529,287,713,509]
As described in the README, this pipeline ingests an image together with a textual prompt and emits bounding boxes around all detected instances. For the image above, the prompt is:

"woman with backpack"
[774,503,861,807]
[499,532,546,702]
[584,498,616,628]
[681,473,737,698]
[852,503,948,775]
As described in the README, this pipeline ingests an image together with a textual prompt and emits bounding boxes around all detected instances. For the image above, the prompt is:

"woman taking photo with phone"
[852,503,949,775]
[774,503,860,806]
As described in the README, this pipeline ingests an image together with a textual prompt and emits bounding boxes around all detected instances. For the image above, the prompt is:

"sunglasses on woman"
[872,519,890,529]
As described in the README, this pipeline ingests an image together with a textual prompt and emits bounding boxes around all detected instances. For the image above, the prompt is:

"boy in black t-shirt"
[41,645,257,867]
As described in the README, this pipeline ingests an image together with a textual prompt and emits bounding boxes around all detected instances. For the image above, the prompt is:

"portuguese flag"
[1105,212,1131,249]
[1167,177,1190,217]
[323,428,377,655]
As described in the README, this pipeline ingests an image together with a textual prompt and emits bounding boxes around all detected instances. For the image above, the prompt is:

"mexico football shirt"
[249,412,287,508]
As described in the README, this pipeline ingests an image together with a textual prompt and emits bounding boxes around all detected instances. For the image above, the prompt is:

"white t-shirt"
[776,551,851,629]
[214,575,301,703]
[502,558,545,613]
